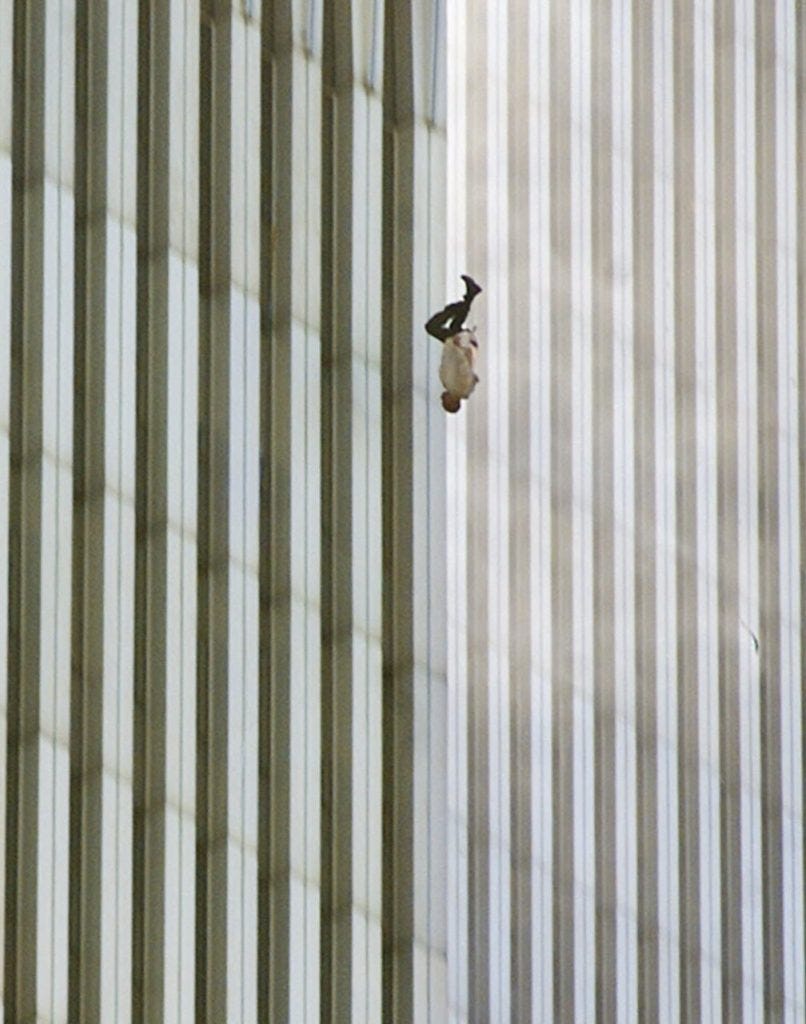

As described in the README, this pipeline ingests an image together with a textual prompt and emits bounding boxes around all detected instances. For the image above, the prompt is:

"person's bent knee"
[425,319,451,341]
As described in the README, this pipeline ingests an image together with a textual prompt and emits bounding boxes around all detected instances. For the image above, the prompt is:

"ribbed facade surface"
[446,0,804,1022]
[0,0,450,1021]
[2,0,805,1022]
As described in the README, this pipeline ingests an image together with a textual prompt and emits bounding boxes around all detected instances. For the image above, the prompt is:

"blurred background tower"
[445,0,804,1021]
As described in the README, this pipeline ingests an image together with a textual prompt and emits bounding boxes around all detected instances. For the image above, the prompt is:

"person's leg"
[447,275,482,332]
[425,299,466,340]
[426,277,482,338]
[461,274,482,300]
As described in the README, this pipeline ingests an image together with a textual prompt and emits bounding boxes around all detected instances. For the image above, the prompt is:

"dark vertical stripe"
[320,5,340,1019]
[255,3,290,1016]
[4,1,46,1018]
[196,5,231,1022]
[756,0,785,1014]
[549,1,574,1018]
[465,0,489,1020]
[592,0,617,1018]
[380,44,411,1024]
[673,1,701,1019]
[259,7,294,1019]
[508,0,532,1017]
[69,0,108,1019]
[320,1,355,1017]
[632,1,660,1017]
[381,7,416,1019]
[259,9,291,1018]
[714,3,744,1017]
[132,1,171,1019]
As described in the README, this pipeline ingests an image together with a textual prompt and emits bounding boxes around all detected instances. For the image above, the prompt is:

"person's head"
[441,391,461,413]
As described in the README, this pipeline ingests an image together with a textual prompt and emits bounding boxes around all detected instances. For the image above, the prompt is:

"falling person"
[425,275,482,413]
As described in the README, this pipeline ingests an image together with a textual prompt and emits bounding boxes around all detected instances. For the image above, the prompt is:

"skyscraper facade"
[1,1,449,1021]
[446,0,804,1021]
[2,1,805,1023]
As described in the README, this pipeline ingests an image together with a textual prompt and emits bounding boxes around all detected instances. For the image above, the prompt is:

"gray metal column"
[382,1,448,1019]
[321,0,385,1020]
[260,2,324,1019]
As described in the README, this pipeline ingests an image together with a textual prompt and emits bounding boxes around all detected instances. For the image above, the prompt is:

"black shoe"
[461,274,482,299]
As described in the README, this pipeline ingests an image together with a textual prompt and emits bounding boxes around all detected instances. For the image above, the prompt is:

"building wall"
[447,0,804,1021]
[0,1,448,1022]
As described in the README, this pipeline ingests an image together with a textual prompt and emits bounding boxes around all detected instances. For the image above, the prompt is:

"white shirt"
[439,330,479,405]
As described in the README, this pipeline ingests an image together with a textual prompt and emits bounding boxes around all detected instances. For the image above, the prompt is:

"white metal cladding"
[447,0,805,1022]
[0,0,447,1022]
[1,0,804,1022]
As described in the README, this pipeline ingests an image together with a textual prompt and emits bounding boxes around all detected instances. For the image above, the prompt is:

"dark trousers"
[425,284,479,341]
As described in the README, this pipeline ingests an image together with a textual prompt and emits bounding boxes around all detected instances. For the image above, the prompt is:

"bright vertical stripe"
[755,0,786,1011]
[164,246,198,1024]
[101,217,137,1024]
[38,188,74,1024]
[462,0,491,1017]
[735,0,764,1017]
[775,1,805,1019]
[226,12,260,1022]
[446,0,470,1019]
[227,294,260,1024]
[569,0,595,1019]
[693,0,722,1015]
[163,4,200,1019]
[612,0,638,1018]
[37,1,75,1016]
[98,5,137,1019]
[529,0,553,1017]
[486,0,509,1020]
